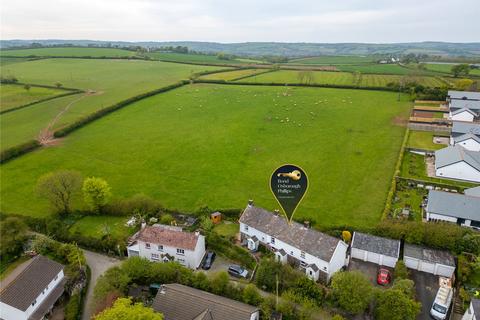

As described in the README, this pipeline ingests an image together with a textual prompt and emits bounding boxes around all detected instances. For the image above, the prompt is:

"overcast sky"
[1,0,479,43]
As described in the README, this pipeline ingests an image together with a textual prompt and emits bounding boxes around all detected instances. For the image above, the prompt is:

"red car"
[377,268,392,285]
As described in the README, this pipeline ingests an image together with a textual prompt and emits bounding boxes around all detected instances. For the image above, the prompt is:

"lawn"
[391,183,427,221]
[407,131,447,151]
[240,70,355,85]
[288,55,374,65]
[214,223,239,238]
[0,47,136,57]
[0,58,226,149]
[0,84,412,229]
[69,215,135,240]
[0,84,66,112]
[201,69,269,81]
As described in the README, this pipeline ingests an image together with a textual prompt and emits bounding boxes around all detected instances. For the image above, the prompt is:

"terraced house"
[239,201,348,282]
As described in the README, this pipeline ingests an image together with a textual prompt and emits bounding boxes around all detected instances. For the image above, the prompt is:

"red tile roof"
[136,225,199,251]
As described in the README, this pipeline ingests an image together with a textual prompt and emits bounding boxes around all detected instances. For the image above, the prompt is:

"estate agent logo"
[270,164,308,222]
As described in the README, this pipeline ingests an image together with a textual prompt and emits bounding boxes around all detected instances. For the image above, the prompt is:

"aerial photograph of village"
[0,0,479,319]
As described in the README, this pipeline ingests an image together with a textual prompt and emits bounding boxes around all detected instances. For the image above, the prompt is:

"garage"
[351,232,401,268]
[403,244,455,277]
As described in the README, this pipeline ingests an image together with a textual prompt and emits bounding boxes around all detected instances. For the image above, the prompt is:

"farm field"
[0,57,31,66]
[288,55,374,65]
[0,84,66,112]
[0,47,136,57]
[424,63,480,76]
[336,64,423,75]
[200,69,269,81]
[240,70,355,85]
[146,52,249,64]
[360,74,445,87]
[0,84,412,228]
[0,58,226,149]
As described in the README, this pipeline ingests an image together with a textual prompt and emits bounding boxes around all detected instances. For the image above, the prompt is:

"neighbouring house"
[239,201,348,282]
[425,187,480,230]
[449,100,480,114]
[403,244,455,277]
[350,232,400,267]
[448,90,480,102]
[450,122,480,145]
[0,255,65,320]
[462,298,480,320]
[152,283,260,320]
[452,133,480,152]
[450,107,479,122]
[435,145,480,183]
[127,224,205,269]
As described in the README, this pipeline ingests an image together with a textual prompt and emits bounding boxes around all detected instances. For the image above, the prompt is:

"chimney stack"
[141,221,147,229]
[248,199,254,207]
[303,221,310,228]
[274,209,279,216]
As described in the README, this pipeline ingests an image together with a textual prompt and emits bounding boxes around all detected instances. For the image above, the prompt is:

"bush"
[394,260,409,280]
[242,284,263,306]
[205,232,256,269]
[103,194,162,217]
[0,140,41,164]
[65,293,81,320]
[255,258,302,293]
[330,271,374,314]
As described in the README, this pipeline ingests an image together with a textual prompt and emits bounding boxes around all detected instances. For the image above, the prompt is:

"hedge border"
[0,139,41,164]
[1,90,83,115]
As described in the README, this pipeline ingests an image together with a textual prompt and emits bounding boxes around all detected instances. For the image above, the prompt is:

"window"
[244,225,249,231]
[151,253,159,261]
[54,275,58,281]
[270,237,275,244]
[145,243,151,249]
[158,245,163,251]
[300,261,307,268]
[177,248,185,255]
[300,251,306,259]
[31,299,37,307]
[177,258,185,264]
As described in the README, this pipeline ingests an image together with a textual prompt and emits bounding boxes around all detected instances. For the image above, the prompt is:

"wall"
[137,238,203,269]
[436,161,480,183]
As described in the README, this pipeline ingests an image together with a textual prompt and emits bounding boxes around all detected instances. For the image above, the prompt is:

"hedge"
[206,231,256,269]
[54,81,188,138]
[0,139,41,164]
[0,90,83,115]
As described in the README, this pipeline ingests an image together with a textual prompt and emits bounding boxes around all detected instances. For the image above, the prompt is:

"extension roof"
[435,145,480,171]
[239,205,343,262]
[426,190,480,221]
[453,133,480,144]
[452,121,480,137]
[152,284,258,320]
[451,107,479,117]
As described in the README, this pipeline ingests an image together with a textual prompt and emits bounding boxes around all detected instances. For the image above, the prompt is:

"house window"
[54,275,58,281]
[151,253,159,261]
[145,243,151,249]
[177,258,185,265]
[31,299,37,307]
[300,261,307,268]
[244,225,249,232]
[271,237,275,245]
[300,251,306,259]
[158,245,163,251]
[177,248,185,255]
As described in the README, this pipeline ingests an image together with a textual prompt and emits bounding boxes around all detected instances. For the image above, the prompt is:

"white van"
[430,277,453,320]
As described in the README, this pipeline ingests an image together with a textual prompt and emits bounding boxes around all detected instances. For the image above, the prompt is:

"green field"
[0,84,411,228]
[336,64,421,75]
[288,55,374,65]
[0,58,226,149]
[146,52,250,65]
[0,47,135,57]
[424,63,480,76]
[0,84,66,112]
[69,216,135,240]
[0,57,31,66]
[201,69,269,81]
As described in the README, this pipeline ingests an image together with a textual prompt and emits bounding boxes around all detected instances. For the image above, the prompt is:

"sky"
[1,0,479,43]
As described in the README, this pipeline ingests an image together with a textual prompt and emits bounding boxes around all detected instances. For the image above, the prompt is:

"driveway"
[409,270,440,320]
[348,259,393,288]
[82,250,121,320]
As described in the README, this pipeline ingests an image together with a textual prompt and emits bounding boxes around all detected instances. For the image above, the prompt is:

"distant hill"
[1,40,479,58]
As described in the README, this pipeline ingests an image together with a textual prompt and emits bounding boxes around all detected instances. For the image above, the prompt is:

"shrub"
[242,284,263,306]
[330,271,374,314]
[205,232,256,269]
[289,277,324,306]
[65,293,81,320]
[159,214,174,225]
[0,140,40,164]
[394,260,409,280]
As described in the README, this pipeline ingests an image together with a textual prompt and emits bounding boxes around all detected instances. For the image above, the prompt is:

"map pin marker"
[270,164,308,222]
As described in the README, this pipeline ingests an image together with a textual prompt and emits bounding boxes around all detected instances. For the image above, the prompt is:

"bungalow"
[127,224,205,269]
[0,255,65,320]
[403,244,455,277]
[239,202,348,282]
[447,90,480,101]
[450,107,479,122]
[152,283,260,320]
[435,145,480,183]
[351,232,400,268]
[449,99,480,114]
[462,298,480,320]
[450,122,480,144]
[425,187,480,230]
[453,133,480,152]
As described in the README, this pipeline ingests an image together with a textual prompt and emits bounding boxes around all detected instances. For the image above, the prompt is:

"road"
[82,250,121,320]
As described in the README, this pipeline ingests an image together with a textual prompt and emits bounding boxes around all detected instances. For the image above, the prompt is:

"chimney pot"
[274,209,279,216]
[248,199,254,207]
[303,221,310,228]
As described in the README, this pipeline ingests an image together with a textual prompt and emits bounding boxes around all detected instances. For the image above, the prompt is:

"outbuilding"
[403,244,455,277]
[351,232,400,267]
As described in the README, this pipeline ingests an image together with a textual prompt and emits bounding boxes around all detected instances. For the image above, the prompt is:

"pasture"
[0,84,66,112]
[336,64,421,75]
[0,47,135,57]
[200,69,269,81]
[0,84,411,228]
[424,63,480,76]
[288,55,374,65]
[0,58,226,149]
[145,52,248,64]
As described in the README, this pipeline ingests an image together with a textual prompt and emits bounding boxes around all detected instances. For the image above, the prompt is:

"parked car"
[202,251,216,270]
[228,265,248,278]
[377,268,391,285]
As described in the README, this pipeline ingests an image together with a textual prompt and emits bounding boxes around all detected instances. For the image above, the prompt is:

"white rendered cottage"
[127,224,205,269]
[0,255,65,320]
[239,202,348,282]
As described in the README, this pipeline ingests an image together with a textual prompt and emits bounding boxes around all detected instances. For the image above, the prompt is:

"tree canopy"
[331,271,374,314]
[36,170,82,214]
[94,297,163,320]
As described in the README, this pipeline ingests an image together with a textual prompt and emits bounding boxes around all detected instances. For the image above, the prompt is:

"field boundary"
[228,68,277,81]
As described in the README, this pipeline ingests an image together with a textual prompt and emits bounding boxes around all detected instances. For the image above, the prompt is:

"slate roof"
[451,107,479,116]
[351,232,400,258]
[404,244,455,266]
[449,99,480,111]
[435,145,480,171]
[451,121,480,137]
[426,190,480,221]
[239,205,343,262]
[465,186,480,197]
[448,90,480,101]
[28,278,66,320]
[152,284,258,320]
[132,225,200,251]
[472,299,480,316]
[453,133,480,144]
[0,255,64,311]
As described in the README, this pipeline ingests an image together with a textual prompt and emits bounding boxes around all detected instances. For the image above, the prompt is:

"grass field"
[288,55,374,65]
[0,57,31,66]
[69,216,135,240]
[407,131,447,151]
[146,52,250,64]
[336,64,422,75]
[0,47,135,57]
[0,84,411,228]
[424,63,480,76]
[201,69,269,81]
[0,58,226,149]
[0,84,66,112]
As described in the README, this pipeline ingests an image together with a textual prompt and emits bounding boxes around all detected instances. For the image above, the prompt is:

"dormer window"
[158,245,163,251]
[301,251,306,259]
[271,237,275,244]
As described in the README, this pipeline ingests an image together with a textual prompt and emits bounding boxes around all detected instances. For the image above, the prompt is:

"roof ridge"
[0,255,39,295]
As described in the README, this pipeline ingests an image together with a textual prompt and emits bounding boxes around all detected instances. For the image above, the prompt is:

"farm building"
[435,145,480,183]
[448,90,480,101]
[462,298,480,320]
[449,107,478,122]
[403,244,455,277]
[350,232,400,267]
[453,133,480,152]
[239,201,348,282]
[0,255,65,320]
[127,224,205,269]
[426,188,480,230]
[152,283,260,320]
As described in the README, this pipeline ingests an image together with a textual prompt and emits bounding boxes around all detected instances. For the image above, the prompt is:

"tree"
[36,170,83,214]
[242,284,263,306]
[94,297,163,320]
[451,64,471,77]
[392,279,416,298]
[24,84,31,91]
[375,288,420,320]
[455,79,474,90]
[199,215,214,232]
[55,82,63,88]
[331,271,374,314]
[210,271,230,295]
[83,177,112,213]
[394,260,409,279]
[290,277,324,305]
[0,217,28,259]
